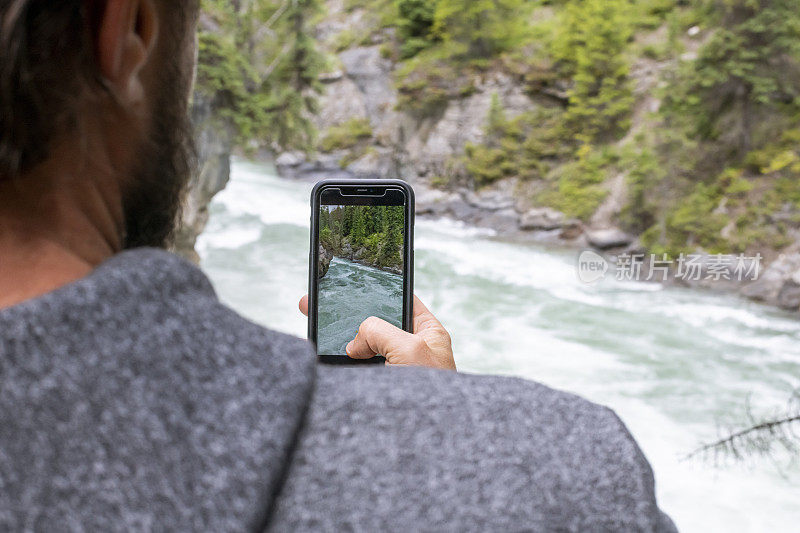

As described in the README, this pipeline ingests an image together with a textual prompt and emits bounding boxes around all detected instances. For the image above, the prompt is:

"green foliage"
[433,0,529,59]
[664,0,800,156]
[464,144,508,186]
[396,0,438,58]
[196,0,325,151]
[619,145,664,234]
[535,144,611,221]
[395,47,460,115]
[393,0,533,113]
[320,118,373,152]
[624,0,800,257]
[552,0,634,141]
[463,96,570,187]
[745,129,800,176]
[319,205,405,270]
[661,182,728,253]
[331,29,361,51]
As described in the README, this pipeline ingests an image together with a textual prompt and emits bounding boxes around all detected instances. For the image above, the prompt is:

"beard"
[121,40,196,250]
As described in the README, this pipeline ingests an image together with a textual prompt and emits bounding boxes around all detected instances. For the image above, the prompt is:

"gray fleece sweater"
[0,249,676,532]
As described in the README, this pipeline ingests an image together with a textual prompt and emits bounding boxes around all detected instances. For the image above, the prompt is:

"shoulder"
[272,366,676,532]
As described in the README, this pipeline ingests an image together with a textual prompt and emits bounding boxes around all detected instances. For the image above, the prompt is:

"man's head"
[0,0,199,249]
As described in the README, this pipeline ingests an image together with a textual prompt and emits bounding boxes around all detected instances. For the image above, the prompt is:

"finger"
[299,295,309,317]
[412,296,443,333]
[347,316,413,360]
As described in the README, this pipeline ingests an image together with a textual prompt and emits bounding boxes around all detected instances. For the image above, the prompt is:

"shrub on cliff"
[320,118,374,152]
[551,0,634,142]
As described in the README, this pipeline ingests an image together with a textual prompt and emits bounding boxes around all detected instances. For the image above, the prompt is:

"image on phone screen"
[316,200,406,356]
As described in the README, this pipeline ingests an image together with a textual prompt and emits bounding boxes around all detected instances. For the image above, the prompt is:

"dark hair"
[0,1,196,180]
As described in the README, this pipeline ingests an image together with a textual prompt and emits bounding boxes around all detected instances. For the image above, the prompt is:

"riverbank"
[275,156,797,311]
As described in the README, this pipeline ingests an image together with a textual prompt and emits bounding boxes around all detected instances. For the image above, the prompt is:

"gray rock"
[448,199,480,222]
[318,245,333,279]
[560,220,585,241]
[520,208,566,231]
[276,151,306,168]
[777,280,800,310]
[741,252,800,303]
[587,228,633,250]
[338,46,396,124]
[462,189,515,212]
[346,149,396,179]
[319,70,344,83]
[173,92,234,263]
[475,208,520,233]
[415,186,458,217]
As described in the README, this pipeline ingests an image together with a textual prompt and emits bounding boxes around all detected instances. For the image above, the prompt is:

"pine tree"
[378,207,404,268]
[396,0,438,58]
[262,0,325,148]
[433,0,527,59]
[351,208,367,247]
[552,0,634,142]
[197,0,325,151]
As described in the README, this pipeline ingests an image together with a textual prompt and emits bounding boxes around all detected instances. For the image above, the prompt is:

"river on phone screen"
[317,257,403,355]
[199,158,800,533]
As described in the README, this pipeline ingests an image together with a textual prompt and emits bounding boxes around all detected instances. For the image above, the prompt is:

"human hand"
[298,295,456,371]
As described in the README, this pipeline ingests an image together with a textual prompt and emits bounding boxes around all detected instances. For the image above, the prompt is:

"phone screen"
[315,187,408,356]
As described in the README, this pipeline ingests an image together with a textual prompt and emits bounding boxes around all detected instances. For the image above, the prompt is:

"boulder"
[741,252,800,303]
[519,208,566,231]
[474,208,520,234]
[346,148,395,179]
[275,151,306,168]
[777,280,800,310]
[462,189,515,211]
[415,185,457,217]
[587,228,633,250]
[559,220,585,241]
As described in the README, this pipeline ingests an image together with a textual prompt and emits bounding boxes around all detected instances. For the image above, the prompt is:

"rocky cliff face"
[275,2,800,312]
[276,40,619,249]
[172,93,234,263]
[318,244,333,278]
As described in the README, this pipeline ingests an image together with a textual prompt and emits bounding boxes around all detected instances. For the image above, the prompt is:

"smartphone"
[308,180,415,363]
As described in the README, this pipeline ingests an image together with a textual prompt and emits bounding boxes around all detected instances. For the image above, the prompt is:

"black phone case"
[308,179,415,364]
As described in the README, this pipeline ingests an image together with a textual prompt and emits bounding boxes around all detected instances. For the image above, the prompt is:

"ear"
[96,0,159,106]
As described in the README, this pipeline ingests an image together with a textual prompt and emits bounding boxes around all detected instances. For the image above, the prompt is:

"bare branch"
[685,414,800,462]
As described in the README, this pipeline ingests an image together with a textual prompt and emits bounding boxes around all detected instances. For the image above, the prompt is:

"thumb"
[347,317,414,360]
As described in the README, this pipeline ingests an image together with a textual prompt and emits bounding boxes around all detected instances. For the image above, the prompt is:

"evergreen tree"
[351,208,367,247]
[433,0,527,59]
[262,0,325,148]
[379,207,404,267]
[341,205,355,237]
[552,0,634,142]
[197,0,325,151]
[396,0,438,58]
